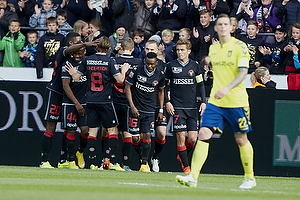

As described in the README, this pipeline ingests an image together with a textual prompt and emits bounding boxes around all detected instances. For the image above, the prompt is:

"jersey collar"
[143,65,156,77]
[177,58,190,67]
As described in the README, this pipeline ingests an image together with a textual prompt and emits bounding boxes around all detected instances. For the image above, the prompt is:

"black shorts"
[154,107,169,128]
[128,111,154,135]
[44,89,62,122]
[171,108,198,132]
[86,102,119,128]
[61,103,87,130]
[114,102,130,132]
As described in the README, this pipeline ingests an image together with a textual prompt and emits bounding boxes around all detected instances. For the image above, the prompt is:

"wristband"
[159,109,163,113]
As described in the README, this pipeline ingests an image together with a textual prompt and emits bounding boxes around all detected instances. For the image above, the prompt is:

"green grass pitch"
[0,166,299,200]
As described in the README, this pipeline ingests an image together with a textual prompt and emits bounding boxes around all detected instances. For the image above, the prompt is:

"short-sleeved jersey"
[78,53,120,103]
[126,65,165,113]
[208,37,250,108]
[165,59,202,109]
[61,56,87,104]
[112,55,143,104]
[46,46,68,95]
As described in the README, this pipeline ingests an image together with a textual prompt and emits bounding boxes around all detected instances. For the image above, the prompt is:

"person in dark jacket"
[151,0,187,32]
[187,0,230,28]
[248,0,281,46]
[88,0,115,37]
[12,0,36,28]
[112,0,134,32]
[275,0,300,33]
[240,20,265,73]
[63,0,93,26]
[130,0,156,40]
[35,17,65,78]
[230,0,259,33]
[191,9,217,63]
[258,25,288,74]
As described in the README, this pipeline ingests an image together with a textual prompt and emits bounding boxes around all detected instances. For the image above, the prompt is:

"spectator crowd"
[1,0,300,88]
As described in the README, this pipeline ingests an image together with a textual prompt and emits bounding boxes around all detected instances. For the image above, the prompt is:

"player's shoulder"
[232,37,248,48]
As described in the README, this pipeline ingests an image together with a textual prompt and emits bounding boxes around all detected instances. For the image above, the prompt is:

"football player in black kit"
[111,38,143,171]
[66,36,129,170]
[61,47,88,169]
[40,32,99,168]
[144,40,168,172]
[165,40,206,174]
[125,52,165,172]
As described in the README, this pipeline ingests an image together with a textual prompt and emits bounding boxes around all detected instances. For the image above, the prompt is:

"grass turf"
[0,166,299,200]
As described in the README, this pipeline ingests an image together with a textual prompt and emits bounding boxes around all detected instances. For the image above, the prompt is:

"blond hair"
[161,29,174,38]
[250,66,269,84]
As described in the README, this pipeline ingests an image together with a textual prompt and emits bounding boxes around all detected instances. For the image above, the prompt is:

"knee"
[132,136,140,144]
[142,132,151,140]
[187,137,197,145]
[198,127,213,140]
[81,126,89,136]
[235,133,248,146]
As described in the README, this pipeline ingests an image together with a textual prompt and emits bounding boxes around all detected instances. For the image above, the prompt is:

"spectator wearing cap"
[258,25,288,74]
[0,0,19,65]
[109,24,130,56]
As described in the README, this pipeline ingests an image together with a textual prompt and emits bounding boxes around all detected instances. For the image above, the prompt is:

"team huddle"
[40,14,257,190]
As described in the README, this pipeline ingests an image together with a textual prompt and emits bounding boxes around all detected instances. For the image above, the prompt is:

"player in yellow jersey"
[176,13,256,189]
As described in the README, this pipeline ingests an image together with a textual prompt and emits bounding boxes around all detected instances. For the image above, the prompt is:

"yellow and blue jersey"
[208,37,250,108]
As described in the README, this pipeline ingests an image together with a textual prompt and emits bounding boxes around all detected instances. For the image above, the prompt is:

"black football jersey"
[165,59,202,109]
[112,55,143,104]
[78,53,120,103]
[46,46,68,95]
[61,56,87,104]
[126,65,165,113]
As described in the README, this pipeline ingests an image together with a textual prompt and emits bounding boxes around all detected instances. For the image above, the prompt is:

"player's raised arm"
[114,63,130,83]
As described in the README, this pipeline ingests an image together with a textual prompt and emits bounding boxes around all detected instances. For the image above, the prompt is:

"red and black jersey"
[165,59,202,109]
[77,53,120,103]
[61,56,87,104]
[112,55,143,105]
[46,46,68,95]
[126,65,165,113]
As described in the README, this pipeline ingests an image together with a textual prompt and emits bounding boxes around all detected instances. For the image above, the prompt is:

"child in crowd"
[251,66,276,89]
[73,20,90,43]
[86,19,105,55]
[132,29,146,60]
[157,50,165,62]
[178,28,191,41]
[109,24,129,56]
[35,17,65,78]
[89,18,104,41]
[0,18,25,67]
[159,29,176,63]
[29,0,56,38]
[281,23,300,75]
[56,9,72,37]
[240,21,265,73]
[258,25,288,74]
[179,27,199,59]
[230,17,242,39]
[192,9,217,63]
[19,30,39,68]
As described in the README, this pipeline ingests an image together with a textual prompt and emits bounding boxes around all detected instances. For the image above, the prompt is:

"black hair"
[146,52,157,59]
